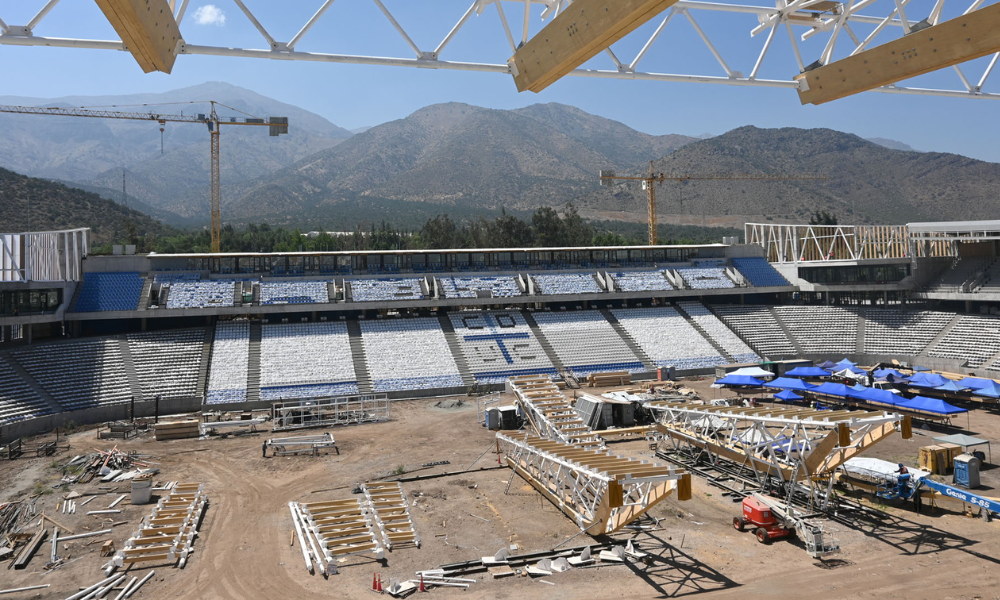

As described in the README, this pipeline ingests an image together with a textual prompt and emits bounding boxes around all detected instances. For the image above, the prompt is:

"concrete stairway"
[2,351,63,414]
[233,283,244,306]
[346,319,373,394]
[137,277,152,311]
[327,282,338,303]
[920,314,964,357]
[768,307,804,355]
[520,311,567,374]
[196,325,214,401]
[246,322,262,402]
[599,308,655,371]
[437,313,475,387]
[674,303,735,363]
[117,337,144,401]
[856,310,867,354]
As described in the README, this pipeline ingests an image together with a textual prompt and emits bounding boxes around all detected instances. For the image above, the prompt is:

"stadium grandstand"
[4,220,1000,441]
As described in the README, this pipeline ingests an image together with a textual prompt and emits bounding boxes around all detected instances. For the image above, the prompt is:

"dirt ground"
[3,381,1000,600]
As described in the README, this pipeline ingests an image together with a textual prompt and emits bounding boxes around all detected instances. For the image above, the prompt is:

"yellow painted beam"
[510,0,679,93]
[94,0,180,74]
[797,4,1000,105]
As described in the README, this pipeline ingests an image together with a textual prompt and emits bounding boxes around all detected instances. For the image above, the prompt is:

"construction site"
[2,368,1000,599]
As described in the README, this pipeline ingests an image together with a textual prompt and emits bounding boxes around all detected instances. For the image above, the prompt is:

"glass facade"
[799,264,911,285]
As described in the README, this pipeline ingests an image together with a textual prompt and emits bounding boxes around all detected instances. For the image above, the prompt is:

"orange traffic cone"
[419,574,426,592]
[372,572,379,592]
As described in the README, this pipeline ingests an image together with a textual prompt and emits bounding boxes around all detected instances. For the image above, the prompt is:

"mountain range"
[2,82,997,231]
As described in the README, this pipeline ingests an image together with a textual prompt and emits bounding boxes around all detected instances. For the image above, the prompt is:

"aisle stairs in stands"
[768,307,804,355]
[437,314,475,387]
[1,351,62,414]
[246,322,262,402]
[520,311,568,376]
[137,278,153,311]
[346,319,373,394]
[673,303,735,363]
[233,284,243,306]
[856,311,867,355]
[117,338,143,401]
[327,282,338,303]
[919,314,964,358]
[599,308,655,371]
[196,325,214,401]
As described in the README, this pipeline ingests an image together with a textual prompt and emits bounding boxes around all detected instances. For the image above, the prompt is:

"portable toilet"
[954,454,981,489]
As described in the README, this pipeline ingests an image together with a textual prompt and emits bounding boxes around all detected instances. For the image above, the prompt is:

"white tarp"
[842,457,929,484]
[729,367,775,378]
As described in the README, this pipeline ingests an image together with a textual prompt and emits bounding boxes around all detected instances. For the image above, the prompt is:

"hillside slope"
[0,168,171,244]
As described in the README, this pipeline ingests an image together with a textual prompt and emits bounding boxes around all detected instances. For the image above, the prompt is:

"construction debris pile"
[106,483,208,572]
[0,499,38,565]
[62,447,159,485]
[288,482,420,577]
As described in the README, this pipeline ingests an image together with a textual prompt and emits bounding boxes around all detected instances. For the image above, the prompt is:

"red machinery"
[732,496,794,544]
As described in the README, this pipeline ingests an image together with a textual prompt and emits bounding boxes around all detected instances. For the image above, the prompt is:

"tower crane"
[0,101,288,253]
[599,162,827,245]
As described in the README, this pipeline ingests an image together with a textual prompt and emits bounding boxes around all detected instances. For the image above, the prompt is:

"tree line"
[95,204,738,254]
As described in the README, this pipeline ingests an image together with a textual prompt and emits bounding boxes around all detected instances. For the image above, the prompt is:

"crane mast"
[600,162,827,245]
[0,101,288,252]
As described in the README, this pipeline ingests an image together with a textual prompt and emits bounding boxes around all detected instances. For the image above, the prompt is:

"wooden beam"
[510,0,679,93]
[796,4,1000,105]
[93,0,181,74]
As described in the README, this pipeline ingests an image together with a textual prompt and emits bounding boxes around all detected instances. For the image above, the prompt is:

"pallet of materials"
[291,498,385,576]
[107,483,208,571]
[587,371,632,387]
[153,420,200,441]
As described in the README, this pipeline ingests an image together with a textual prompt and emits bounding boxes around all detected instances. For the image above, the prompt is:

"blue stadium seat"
[731,257,790,287]
[73,272,143,312]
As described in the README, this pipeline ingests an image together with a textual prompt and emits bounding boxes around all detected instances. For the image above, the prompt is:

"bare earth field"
[3,380,1000,600]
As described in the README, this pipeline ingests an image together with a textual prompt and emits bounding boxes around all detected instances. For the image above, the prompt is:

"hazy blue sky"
[2,0,999,160]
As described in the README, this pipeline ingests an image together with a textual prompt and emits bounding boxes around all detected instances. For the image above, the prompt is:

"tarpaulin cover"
[907,373,948,388]
[785,366,831,378]
[873,368,909,381]
[715,374,765,387]
[763,377,816,391]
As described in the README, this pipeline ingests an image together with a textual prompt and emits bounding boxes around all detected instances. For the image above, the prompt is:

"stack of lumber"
[587,371,631,387]
[154,420,200,441]
[363,482,420,550]
[109,483,207,570]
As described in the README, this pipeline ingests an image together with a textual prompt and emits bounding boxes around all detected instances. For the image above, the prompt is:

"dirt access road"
[2,390,1000,600]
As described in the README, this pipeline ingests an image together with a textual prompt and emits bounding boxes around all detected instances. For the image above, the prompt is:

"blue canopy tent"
[873,368,909,381]
[973,382,1000,399]
[907,373,948,388]
[834,358,857,369]
[899,395,968,416]
[811,382,853,397]
[834,365,866,375]
[958,377,995,390]
[785,366,831,378]
[816,360,837,369]
[763,377,816,392]
[847,386,900,405]
[935,380,966,393]
[773,390,804,401]
[715,374,765,387]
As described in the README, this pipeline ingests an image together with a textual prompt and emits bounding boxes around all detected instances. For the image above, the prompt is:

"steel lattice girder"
[650,400,909,486]
[497,431,690,534]
[1,0,999,101]
[509,375,604,447]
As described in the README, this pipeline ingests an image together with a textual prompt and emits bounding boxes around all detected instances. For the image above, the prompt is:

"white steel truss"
[745,222,953,263]
[508,375,604,447]
[1,0,998,101]
[271,394,390,432]
[651,400,908,504]
[496,431,689,534]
